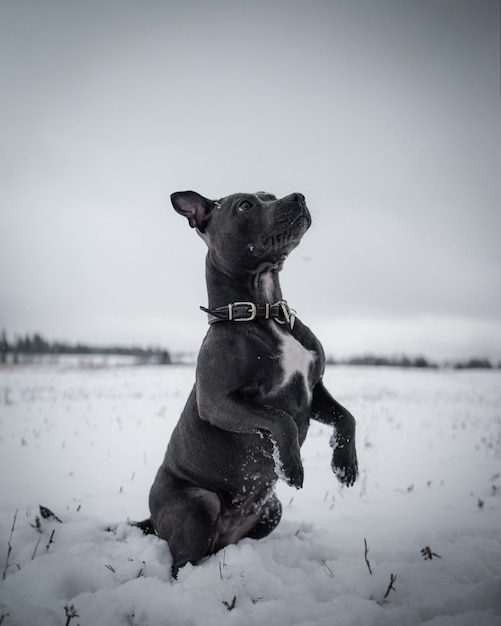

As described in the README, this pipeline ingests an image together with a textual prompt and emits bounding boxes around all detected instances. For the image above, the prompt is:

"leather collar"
[200,300,296,330]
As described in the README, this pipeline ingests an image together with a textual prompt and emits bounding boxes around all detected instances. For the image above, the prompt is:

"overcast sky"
[1,0,500,361]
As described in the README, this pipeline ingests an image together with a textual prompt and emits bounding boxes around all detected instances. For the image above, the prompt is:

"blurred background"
[1,0,500,362]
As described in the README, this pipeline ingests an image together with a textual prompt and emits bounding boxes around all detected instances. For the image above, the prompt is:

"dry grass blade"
[383,573,397,599]
[46,529,56,551]
[321,559,334,578]
[364,538,373,575]
[2,510,19,580]
[31,537,42,560]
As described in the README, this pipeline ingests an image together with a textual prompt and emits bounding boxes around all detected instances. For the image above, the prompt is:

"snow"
[0,364,500,626]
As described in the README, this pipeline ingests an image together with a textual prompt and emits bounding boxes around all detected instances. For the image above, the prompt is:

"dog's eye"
[238,201,252,212]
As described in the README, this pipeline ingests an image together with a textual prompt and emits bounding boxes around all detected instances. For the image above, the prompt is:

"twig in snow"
[364,538,373,575]
[222,596,236,611]
[421,546,441,560]
[383,573,397,599]
[46,529,56,551]
[63,604,79,626]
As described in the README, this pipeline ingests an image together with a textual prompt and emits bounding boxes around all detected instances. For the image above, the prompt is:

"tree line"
[0,330,171,365]
[326,354,499,370]
[0,330,498,369]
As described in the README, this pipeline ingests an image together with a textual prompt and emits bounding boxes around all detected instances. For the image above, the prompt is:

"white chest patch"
[259,271,315,399]
[272,325,315,400]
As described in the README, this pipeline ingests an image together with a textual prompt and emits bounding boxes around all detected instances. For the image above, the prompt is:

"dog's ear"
[171,191,216,232]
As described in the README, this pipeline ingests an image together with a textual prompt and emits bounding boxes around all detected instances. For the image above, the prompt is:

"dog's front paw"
[283,459,304,489]
[331,442,358,487]
[271,438,304,489]
[276,452,304,489]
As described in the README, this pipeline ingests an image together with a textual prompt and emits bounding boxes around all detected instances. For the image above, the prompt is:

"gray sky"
[1,0,500,361]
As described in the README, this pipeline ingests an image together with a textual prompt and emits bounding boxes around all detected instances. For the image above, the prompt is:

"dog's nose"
[283,193,306,207]
[281,192,311,227]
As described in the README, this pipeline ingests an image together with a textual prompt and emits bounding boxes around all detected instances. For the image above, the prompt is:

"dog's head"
[171,190,311,272]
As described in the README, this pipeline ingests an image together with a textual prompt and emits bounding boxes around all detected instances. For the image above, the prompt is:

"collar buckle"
[273,300,296,330]
[228,301,257,322]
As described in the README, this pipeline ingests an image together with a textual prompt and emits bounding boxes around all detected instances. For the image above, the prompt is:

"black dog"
[146,191,358,577]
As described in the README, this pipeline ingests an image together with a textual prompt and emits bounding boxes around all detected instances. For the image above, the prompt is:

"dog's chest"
[271,327,316,399]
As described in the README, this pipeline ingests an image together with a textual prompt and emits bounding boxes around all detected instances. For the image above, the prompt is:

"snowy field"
[0,364,500,626]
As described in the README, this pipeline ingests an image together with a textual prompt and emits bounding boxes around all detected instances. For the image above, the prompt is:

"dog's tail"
[130,518,156,535]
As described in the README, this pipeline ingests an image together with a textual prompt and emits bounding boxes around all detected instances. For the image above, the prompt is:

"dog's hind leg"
[244,492,282,540]
[150,480,221,578]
